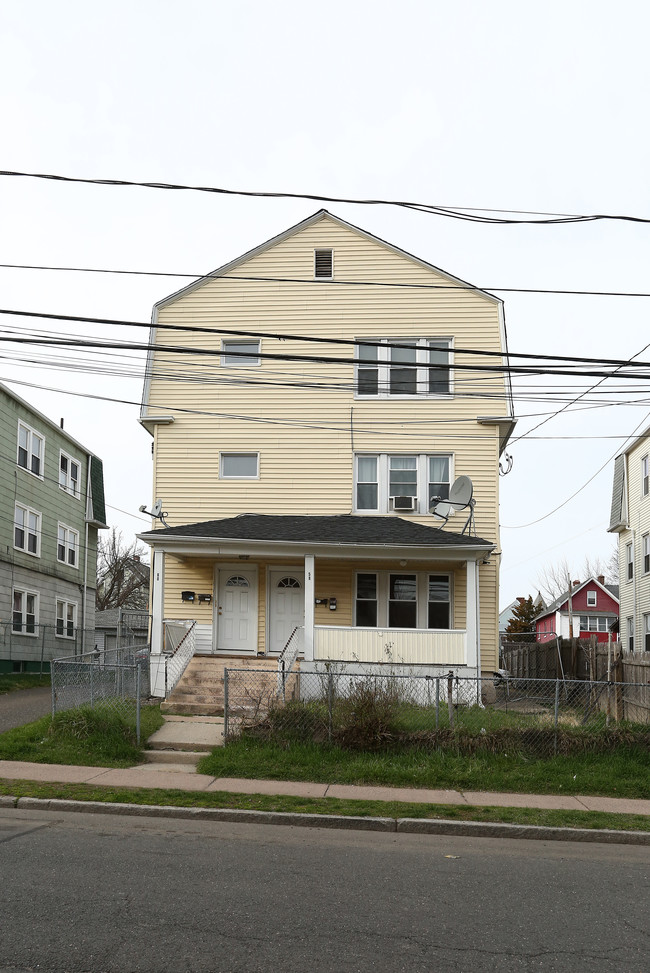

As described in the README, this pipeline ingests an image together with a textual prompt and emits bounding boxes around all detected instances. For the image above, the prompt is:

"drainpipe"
[475,557,482,704]
[81,452,91,653]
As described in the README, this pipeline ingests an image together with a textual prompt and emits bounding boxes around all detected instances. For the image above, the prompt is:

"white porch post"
[465,559,479,670]
[304,554,315,661]
[149,549,166,697]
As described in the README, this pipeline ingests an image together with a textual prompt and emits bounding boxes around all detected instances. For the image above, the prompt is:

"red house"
[535,576,619,643]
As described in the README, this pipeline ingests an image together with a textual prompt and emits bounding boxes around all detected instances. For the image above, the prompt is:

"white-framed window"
[59,450,80,498]
[219,452,259,479]
[354,571,451,629]
[586,590,597,607]
[57,524,79,567]
[644,614,650,652]
[314,248,333,279]
[354,453,452,514]
[14,504,41,556]
[356,337,452,398]
[221,340,261,367]
[579,615,611,633]
[643,455,649,497]
[17,421,44,477]
[56,600,77,639]
[12,588,38,636]
[644,534,650,574]
[626,542,634,581]
[627,616,634,652]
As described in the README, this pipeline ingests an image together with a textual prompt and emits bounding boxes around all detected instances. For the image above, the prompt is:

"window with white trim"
[14,503,41,556]
[579,615,611,633]
[354,453,451,514]
[219,453,259,479]
[355,571,451,629]
[56,600,77,638]
[17,421,44,477]
[57,524,79,567]
[586,590,597,607]
[12,588,38,635]
[644,614,650,652]
[643,455,649,497]
[644,534,650,574]
[59,451,80,498]
[356,338,452,397]
[626,542,634,581]
[314,249,333,278]
[221,340,260,366]
[627,616,634,652]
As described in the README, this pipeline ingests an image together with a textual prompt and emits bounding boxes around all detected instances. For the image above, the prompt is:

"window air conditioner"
[391,495,416,512]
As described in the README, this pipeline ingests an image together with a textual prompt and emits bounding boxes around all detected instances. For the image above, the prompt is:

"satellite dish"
[431,476,476,535]
[151,499,163,518]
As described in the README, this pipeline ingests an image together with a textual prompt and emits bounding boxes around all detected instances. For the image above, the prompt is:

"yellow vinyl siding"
[146,214,507,669]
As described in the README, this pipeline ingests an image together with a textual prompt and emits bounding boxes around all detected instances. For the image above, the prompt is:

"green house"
[0,382,108,672]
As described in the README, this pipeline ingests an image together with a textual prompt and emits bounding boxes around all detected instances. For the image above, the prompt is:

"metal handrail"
[277,625,303,697]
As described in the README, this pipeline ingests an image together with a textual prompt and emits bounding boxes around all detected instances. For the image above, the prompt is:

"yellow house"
[139,210,515,693]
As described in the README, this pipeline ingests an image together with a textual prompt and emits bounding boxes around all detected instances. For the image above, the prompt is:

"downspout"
[475,556,482,704]
[82,452,91,653]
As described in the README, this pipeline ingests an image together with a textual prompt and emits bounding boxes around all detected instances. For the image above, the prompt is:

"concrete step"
[142,750,204,765]
[161,700,225,716]
[147,717,224,751]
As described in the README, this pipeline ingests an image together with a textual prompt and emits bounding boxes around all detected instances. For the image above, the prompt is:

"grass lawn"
[0,777,649,834]
[197,736,650,800]
[0,674,51,693]
[0,704,164,768]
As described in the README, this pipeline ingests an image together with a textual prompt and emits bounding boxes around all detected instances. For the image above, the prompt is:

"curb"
[2,795,650,845]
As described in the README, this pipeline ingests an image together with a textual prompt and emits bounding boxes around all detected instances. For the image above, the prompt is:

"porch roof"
[140,513,493,558]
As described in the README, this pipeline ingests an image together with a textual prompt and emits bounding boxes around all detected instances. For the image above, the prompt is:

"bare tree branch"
[96,528,149,611]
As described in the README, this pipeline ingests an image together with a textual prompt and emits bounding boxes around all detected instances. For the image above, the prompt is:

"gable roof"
[139,513,493,554]
[152,209,503,312]
[536,577,620,619]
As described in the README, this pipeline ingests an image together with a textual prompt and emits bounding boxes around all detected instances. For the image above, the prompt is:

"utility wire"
[2,169,650,225]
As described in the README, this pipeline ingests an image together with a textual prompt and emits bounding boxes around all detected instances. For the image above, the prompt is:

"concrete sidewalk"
[0,758,649,816]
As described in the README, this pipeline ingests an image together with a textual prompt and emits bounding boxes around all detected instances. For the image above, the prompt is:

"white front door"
[215,568,258,653]
[269,569,305,655]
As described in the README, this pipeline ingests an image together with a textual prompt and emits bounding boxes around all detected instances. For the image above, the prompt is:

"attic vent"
[314,249,333,278]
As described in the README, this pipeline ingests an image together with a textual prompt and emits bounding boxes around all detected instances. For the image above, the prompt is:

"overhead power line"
[3,263,650,299]
[2,169,650,225]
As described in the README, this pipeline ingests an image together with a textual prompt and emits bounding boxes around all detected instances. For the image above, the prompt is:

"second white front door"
[269,569,305,655]
[215,568,258,653]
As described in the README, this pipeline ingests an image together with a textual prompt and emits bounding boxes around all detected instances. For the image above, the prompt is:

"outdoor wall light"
[315,598,329,606]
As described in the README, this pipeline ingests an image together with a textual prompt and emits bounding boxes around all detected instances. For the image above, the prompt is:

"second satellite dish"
[431,475,475,534]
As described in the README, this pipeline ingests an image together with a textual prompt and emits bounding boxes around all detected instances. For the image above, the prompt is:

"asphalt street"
[0,808,649,973]
[0,686,51,732]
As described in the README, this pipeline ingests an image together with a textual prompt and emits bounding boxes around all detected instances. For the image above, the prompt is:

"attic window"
[314,249,333,278]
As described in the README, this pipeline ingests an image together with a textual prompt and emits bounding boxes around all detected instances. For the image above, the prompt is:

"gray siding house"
[0,383,107,671]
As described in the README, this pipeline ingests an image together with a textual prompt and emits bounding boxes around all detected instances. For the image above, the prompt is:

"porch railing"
[277,625,303,697]
[313,625,466,665]
[164,621,197,696]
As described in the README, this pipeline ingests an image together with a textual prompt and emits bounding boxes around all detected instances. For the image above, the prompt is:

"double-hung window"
[56,600,76,638]
[59,451,80,497]
[627,542,634,581]
[586,590,597,607]
[579,615,610,633]
[355,453,451,514]
[356,338,452,398]
[628,616,634,652]
[221,340,260,366]
[17,421,44,477]
[13,588,38,635]
[645,614,650,652]
[57,524,79,567]
[355,572,451,629]
[14,504,41,556]
[644,534,650,574]
[643,455,649,497]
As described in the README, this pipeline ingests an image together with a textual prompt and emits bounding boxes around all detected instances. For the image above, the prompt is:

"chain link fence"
[0,623,98,673]
[223,667,650,757]
[51,645,150,743]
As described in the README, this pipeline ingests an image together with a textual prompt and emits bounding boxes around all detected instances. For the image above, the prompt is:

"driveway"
[0,686,51,732]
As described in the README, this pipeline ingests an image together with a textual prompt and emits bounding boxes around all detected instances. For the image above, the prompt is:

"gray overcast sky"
[1,0,649,607]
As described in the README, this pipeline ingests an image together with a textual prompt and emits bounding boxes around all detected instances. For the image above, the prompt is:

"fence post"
[435,676,440,729]
[554,678,560,754]
[51,661,56,719]
[90,662,94,708]
[223,669,229,740]
[327,671,334,743]
[40,627,46,676]
[447,670,454,731]
[135,664,141,744]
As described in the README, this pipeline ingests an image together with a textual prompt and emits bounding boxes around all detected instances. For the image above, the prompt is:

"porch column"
[304,554,315,661]
[149,549,166,697]
[465,558,479,669]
